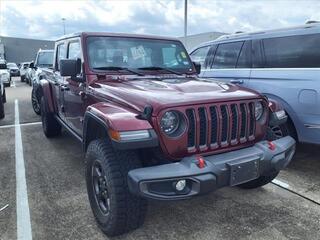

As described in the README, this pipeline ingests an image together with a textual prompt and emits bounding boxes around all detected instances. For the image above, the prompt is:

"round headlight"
[255,101,264,120]
[160,111,180,135]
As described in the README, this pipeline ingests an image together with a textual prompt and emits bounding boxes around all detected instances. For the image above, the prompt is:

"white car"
[0,61,7,119]
[19,62,30,82]
[0,60,10,87]
[7,62,20,79]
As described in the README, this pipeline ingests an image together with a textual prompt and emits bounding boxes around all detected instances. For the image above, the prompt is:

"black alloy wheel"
[92,160,111,215]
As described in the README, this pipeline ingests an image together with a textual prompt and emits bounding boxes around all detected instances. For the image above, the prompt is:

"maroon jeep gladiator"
[39,32,295,236]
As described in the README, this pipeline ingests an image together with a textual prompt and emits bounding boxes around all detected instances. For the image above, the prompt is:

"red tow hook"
[268,141,276,151]
[196,155,206,169]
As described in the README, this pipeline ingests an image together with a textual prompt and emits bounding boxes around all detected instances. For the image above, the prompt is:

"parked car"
[0,68,6,119]
[190,22,320,145]
[25,61,35,86]
[7,62,20,80]
[39,32,295,236]
[19,62,30,82]
[31,49,54,114]
[0,60,10,87]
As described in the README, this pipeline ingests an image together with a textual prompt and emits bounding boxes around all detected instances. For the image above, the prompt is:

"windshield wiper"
[137,66,183,75]
[92,66,144,76]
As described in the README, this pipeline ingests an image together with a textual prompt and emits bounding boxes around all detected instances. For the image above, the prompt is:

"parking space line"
[272,178,320,206]
[0,122,42,129]
[15,99,33,240]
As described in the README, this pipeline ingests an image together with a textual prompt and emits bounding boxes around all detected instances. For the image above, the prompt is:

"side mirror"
[60,58,81,79]
[29,62,35,68]
[193,61,201,75]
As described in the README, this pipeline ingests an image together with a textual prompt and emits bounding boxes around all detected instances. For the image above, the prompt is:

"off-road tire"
[21,76,25,82]
[41,97,61,137]
[32,88,41,115]
[85,139,147,237]
[237,170,279,189]
[266,120,296,141]
[0,93,4,119]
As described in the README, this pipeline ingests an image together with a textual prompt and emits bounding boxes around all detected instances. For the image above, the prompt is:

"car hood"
[93,77,261,115]
[0,69,9,74]
[9,67,19,70]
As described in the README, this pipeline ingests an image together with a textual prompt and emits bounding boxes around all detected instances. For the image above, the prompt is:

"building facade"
[0,36,54,63]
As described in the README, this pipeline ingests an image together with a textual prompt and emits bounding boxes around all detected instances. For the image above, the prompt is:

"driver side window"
[56,43,66,71]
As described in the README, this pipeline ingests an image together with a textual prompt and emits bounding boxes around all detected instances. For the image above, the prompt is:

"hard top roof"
[194,22,320,49]
[56,32,180,42]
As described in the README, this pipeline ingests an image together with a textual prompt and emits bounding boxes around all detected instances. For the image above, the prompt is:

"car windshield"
[7,63,17,68]
[37,51,54,67]
[87,36,193,74]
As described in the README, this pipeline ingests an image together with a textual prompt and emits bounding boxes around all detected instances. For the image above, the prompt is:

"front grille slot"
[198,107,207,146]
[209,106,218,145]
[248,102,255,137]
[185,101,257,153]
[230,104,238,142]
[240,103,247,139]
[186,109,196,148]
[220,105,229,143]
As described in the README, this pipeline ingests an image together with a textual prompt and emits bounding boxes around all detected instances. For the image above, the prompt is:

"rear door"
[248,33,320,143]
[201,41,252,88]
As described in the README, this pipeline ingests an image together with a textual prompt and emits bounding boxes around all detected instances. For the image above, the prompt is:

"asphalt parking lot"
[0,78,319,240]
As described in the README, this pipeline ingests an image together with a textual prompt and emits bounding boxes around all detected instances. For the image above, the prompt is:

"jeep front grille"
[186,101,256,152]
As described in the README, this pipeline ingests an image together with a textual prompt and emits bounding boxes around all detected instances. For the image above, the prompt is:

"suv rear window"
[262,33,320,68]
[212,41,243,69]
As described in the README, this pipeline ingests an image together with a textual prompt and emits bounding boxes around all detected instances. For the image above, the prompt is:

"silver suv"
[190,22,320,145]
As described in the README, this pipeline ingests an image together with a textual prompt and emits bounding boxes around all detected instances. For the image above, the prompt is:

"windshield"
[37,51,54,67]
[87,36,193,74]
[7,63,17,68]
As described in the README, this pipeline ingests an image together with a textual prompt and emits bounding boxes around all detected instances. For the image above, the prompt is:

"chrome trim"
[304,124,320,129]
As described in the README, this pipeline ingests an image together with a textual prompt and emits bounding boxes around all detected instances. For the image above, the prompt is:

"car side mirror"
[193,61,201,75]
[60,58,82,80]
[29,62,35,69]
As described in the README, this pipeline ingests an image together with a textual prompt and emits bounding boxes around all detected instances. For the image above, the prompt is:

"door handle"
[60,85,70,91]
[230,79,244,84]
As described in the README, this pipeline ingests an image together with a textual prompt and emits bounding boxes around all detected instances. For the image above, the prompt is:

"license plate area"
[228,158,260,186]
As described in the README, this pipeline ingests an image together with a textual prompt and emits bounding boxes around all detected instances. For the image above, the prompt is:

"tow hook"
[196,155,206,168]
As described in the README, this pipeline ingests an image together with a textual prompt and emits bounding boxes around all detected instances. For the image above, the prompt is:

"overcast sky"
[1,0,320,40]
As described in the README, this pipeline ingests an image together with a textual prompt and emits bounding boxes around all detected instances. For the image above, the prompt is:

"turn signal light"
[108,129,121,142]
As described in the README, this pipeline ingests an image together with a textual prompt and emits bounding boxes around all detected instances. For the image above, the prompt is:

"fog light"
[175,180,186,191]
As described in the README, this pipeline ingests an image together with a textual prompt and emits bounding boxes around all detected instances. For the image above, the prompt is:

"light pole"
[62,18,66,35]
[184,0,188,48]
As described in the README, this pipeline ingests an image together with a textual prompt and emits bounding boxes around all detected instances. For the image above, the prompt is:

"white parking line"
[15,99,33,240]
[272,179,290,189]
[0,122,42,129]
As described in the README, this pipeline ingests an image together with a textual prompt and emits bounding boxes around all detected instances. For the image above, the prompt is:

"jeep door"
[199,41,252,88]
[51,42,67,121]
[63,39,85,137]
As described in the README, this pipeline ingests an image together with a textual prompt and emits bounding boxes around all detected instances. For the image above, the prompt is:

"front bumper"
[128,136,296,200]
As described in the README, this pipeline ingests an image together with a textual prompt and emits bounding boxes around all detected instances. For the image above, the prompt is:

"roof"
[56,32,180,42]
[196,22,320,47]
